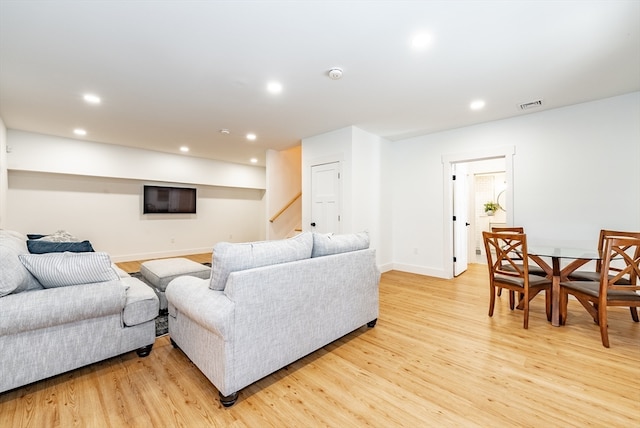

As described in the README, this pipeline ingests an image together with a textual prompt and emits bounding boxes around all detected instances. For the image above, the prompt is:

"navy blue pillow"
[27,234,47,240]
[27,240,95,254]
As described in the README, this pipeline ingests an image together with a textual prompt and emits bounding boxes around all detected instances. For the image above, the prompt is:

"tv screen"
[143,185,197,214]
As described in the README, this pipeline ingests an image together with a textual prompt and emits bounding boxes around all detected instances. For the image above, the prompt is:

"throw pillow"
[209,231,313,291]
[18,252,120,288]
[0,231,42,296]
[36,230,81,242]
[27,239,94,254]
[311,231,370,257]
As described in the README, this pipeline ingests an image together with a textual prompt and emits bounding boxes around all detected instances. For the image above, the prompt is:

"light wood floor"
[1,263,638,427]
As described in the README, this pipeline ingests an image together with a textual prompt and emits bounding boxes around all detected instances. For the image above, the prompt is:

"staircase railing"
[269,192,302,223]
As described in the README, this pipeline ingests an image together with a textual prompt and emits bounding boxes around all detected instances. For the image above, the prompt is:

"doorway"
[443,146,515,279]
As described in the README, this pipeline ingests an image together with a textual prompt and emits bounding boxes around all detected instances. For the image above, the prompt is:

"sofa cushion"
[311,232,370,257]
[120,277,160,326]
[0,231,42,297]
[18,252,120,288]
[27,239,95,254]
[209,231,313,291]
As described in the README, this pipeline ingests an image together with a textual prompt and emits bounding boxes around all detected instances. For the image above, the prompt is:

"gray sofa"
[166,231,380,406]
[0,230,159,393]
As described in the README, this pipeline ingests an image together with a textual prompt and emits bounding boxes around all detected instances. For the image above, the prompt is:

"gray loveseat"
[166,231,380,406]
[0,230,159,393]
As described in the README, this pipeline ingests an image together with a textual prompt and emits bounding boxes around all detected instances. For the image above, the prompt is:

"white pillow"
[311,232,370,257]
[18,252,119,288]
[209,232,313,291]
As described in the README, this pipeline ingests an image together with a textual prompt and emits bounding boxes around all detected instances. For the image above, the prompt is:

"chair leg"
[489,285,496,317]
[545,288,552,322]
[522,294,529,329]
[497,287,502,296]
[630,307,639,322]
[509,290,515,310]
[598,306,610,348]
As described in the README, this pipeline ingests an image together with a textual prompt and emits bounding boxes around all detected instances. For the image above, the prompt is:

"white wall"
[302,126,392,268]
[7,130,265,189]
[5,131,266,261]
[0,118,7,228]
[389,92,640,278]
[302,127,352,234]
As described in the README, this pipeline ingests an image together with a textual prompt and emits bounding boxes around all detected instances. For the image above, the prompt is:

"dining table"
[527,245,601,327]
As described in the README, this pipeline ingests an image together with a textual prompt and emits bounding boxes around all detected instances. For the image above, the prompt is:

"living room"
[1,1,639,426]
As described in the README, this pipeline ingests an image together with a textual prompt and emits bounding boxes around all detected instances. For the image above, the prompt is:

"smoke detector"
[328,67,343,80]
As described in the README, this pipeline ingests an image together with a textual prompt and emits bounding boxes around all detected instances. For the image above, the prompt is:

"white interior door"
[310,162,341,234]
[453,163,469,276]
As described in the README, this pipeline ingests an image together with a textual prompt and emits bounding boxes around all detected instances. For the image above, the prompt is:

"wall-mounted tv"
[143,185,197,214]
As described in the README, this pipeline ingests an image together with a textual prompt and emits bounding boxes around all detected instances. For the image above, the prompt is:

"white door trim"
[442,146,516,279]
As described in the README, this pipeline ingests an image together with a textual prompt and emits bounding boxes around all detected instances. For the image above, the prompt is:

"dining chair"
[490,227,547,309]
[559,236,640,348]
[569,229,640,322]
[482,231,552,329]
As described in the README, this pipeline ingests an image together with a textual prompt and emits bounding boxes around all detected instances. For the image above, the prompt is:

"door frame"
[442,146,515,279]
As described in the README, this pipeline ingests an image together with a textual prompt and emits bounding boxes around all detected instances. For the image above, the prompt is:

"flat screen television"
[143,185,197,214]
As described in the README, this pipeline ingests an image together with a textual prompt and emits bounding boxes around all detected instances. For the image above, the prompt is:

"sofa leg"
[219,391,238,407]
[136,344,153,357]
[367,318,377,328]
[170,338,180,349]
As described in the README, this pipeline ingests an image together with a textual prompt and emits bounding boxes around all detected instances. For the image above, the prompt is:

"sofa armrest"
[121,277,159,326]
[0,280,127,336]
[166,276,234,339]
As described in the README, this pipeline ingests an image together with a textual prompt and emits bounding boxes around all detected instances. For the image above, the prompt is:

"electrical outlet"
[170,238,175,244]
[413,247,418,255]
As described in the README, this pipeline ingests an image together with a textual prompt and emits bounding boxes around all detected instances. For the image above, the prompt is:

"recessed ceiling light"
[411,33,432,50]
[180,146,189,152]
[470,100,486,110]
[73,128,87,136]
[246,133,257,141]
[250,158,258,164]
[267,81,283,94]
[83,94,101,104]
[220,128,230,135]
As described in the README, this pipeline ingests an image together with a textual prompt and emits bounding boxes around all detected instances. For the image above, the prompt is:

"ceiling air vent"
[519,99,543,110]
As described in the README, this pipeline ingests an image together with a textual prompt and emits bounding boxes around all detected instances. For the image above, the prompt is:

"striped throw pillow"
[18,252,119,288]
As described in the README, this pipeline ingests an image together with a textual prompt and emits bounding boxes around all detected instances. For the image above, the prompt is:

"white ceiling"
[1,1,639,167]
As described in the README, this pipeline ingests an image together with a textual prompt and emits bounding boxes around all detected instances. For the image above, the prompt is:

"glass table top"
[528,245,600,260]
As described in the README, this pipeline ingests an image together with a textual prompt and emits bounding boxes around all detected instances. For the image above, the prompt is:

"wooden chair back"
[491,227,524,233]
[601,236,640,290]
[596,230,640,277]
[483,231,530,278]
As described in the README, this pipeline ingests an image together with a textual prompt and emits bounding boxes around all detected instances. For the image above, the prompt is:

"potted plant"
[484,201,499,216]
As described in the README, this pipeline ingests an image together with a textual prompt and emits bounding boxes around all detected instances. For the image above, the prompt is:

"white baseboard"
[389,263,448,279]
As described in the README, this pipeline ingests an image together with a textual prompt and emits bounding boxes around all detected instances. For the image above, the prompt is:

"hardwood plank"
[1,263,638,427]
